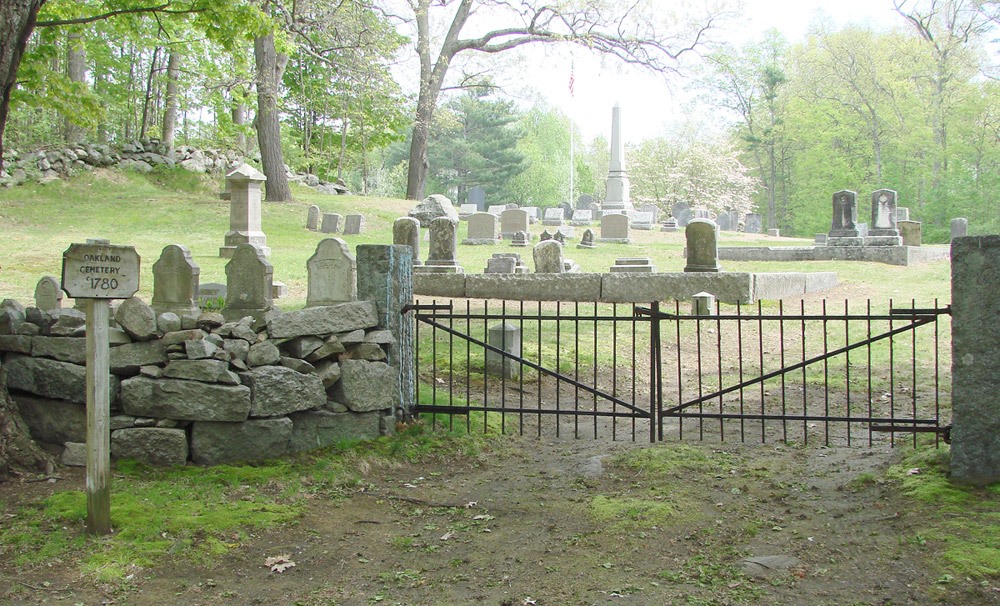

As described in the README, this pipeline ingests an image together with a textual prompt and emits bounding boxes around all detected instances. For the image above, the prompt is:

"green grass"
[0,426,487,583]
[887,445,1000,579]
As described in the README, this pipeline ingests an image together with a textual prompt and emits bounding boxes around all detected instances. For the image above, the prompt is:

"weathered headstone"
[197,282,227,306]
[486,322,521,378]
[522,207,539,224]
[539,229,553,241]
[151,244,201,318]
[321,213,342,234]
[598,212,631,244]
[458,204,478,219]
[542,208,564,226]
[767,228,780,237]
[306,205,321,231]
[639,203,660,224]
[569,209,593,226]
[487,204,505,216]
[815,233,828,246]
[672,202,692,227]
[463,212,500,245]
[510,231,529,247]
[533,240,564,273]
[559,201,574,219]
[34,276,63,311]
[717,212,734,232]
[632,211,655,230]
[951,217,968,240]
[500,208,530,239]
[553,230,566,245]
[468,186,486,211]
[393,217,422,266]
[684,219,721,273]
[610,258,655,273]
[222,243,273,322]
[743,213,762,234]
[692,292,715,316]
[896,207,910,222]
[414,217,464,273]
[691,208,715,221]
[220,164,269,258]
[867,189,902,246]
[343,214,365,235]
[829,190,859,237]
[307,238,357,307]
[898,220,922,246]
[577,228,596,249]
[660,217,679,233]
[485,253,528,274]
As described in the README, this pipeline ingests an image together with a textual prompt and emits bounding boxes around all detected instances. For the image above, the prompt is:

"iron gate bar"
[668,412,939,424]
[661,312,944,416]
[411,312,652,418]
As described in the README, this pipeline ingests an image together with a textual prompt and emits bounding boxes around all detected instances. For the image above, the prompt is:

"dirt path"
[2,434,996,606]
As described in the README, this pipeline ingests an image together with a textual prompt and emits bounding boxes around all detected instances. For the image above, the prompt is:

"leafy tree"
[507,104,572,207]
[427,86,528,203]
[399,0,734,200]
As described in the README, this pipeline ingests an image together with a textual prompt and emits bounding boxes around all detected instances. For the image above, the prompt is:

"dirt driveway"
[2,432,996,606]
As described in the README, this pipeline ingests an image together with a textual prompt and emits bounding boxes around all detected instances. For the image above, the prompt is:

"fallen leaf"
[264,554,296,573]
[907,468,921,475]
[440,531,455,541]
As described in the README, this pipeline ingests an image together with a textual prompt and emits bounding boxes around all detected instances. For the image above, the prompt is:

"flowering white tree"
[629,122,759,218]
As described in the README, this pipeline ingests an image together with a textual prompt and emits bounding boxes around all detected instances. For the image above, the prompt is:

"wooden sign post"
[61,239,140,536]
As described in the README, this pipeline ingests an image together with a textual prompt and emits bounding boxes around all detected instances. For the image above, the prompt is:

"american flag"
[569,64,575,97]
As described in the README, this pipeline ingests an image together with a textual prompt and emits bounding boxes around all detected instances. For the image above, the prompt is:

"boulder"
[407,194,459,227]
[243,366,326,417]
[115,297,158,341]
[162,359,240,385]
[111,428,188,466]
[190,418,292,465]
[121,376,250,421]
[330,359,397,412]
[266,302,379,339]
[5,354,119,404]
[12,394,86,444]
[109,340,169,375]
[247,341,281,367]
[30,336,86,364]
[288,410,381,453]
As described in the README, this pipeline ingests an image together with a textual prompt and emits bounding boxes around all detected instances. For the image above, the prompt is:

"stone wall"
[0,297,398,468]
[0,140,347,193]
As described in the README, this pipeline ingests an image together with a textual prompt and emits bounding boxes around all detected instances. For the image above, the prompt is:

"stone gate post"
[950,235,1000,484]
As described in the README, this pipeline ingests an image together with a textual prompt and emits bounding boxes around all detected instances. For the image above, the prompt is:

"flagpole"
[568,60,575,206]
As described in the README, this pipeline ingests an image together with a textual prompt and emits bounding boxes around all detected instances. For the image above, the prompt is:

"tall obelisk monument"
[603,103,632,212]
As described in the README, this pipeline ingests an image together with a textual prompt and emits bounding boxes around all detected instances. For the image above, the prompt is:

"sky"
[507,0,907,144]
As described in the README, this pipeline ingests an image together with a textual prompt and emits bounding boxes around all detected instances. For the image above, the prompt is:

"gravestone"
[343,214,365,235]
[553,230,566,245]
[408,194,459,227]
[151,244,201,318]
[321,213,342,233]
[486,322,521,379]
[598,212,631,244]
[533,240,564,273]
[610,258,655,273]
[684,219,721,273]
[744,213,762,234]
[815,234,828,246]
[500,208,530,239]
[539,229,552,241]
[691,207,715,221]
[463,212,500,245]
[692,292,715,316]
[34,276,63,311]
[306,238,357,307]
[559,201,574,219]
[414,217,464,273]
[569,209,593,226]
[522,207,539,224]
[468,186,486,211]
[951,217,968,240]
[867,189,902,246]
[767,228,780,237]
[898,220,922,246]
[393,217,422,266]
[578,228,596,249]
[556,226,575,238]
[639,203,660,224]
[458,204,477,219]
[661,216,679,232]
[306,205,321,231]
[603,103,633,212]
[485,253,529,274]
[543,208,564,226]
[828,190,859,237]
[197,282,227,306]
[717,211,736,232]
[220,163,269,258]
[487,205,505,216]
[222,243,273,322]
[510,231,529,247]
[672,202,692,227]
[896,207,910,222]
[632,211,655,230]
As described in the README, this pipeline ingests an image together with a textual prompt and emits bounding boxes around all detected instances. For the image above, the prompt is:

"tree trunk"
[253,34,291,202]
[64,31,87,144]
[232,101,247,154]
[0,365,54,481]
[162,48,181,159]
[139,46,160,140]
[0,0,46,173]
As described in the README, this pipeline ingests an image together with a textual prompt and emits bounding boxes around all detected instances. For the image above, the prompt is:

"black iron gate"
[407,298,950,446]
